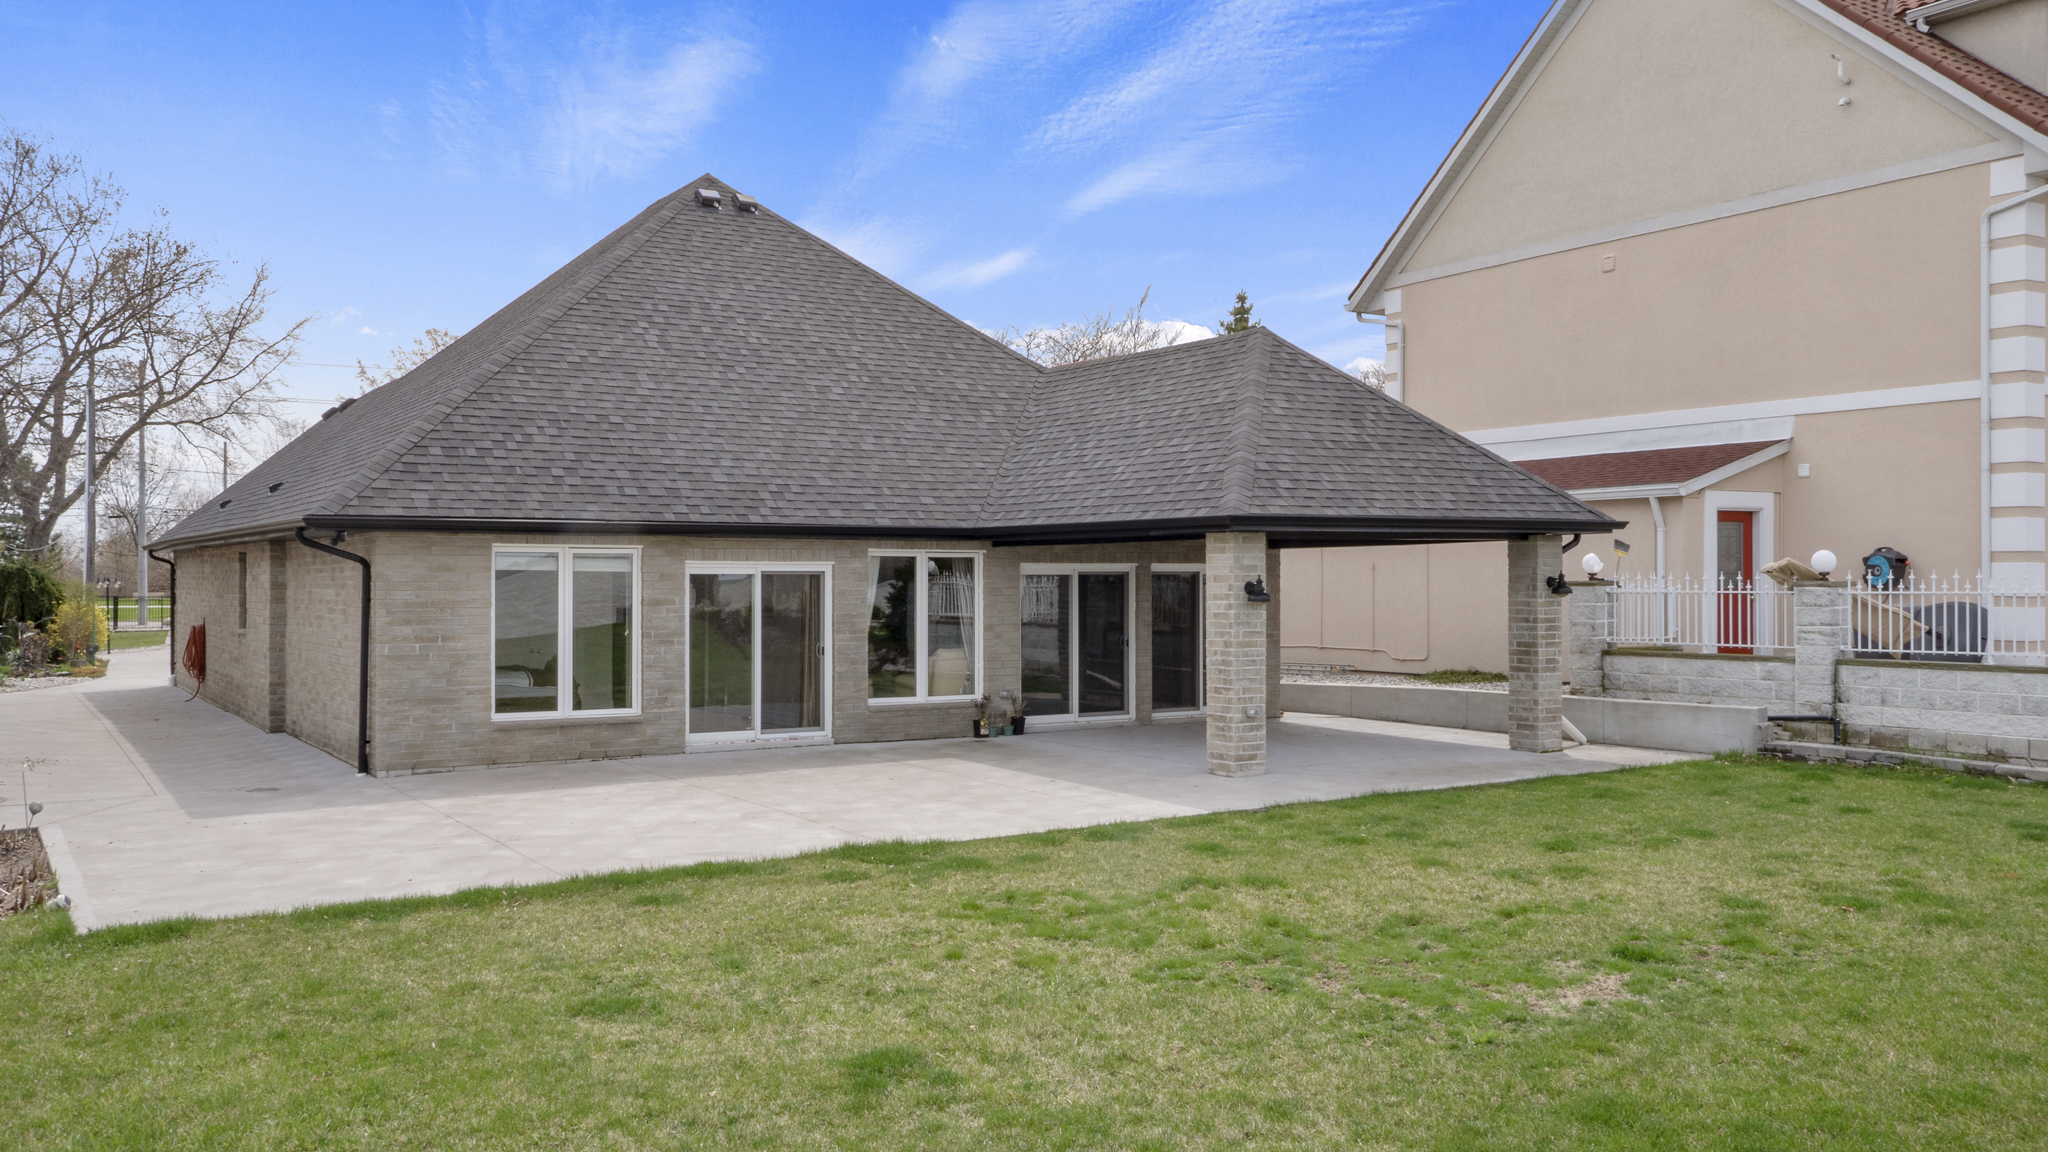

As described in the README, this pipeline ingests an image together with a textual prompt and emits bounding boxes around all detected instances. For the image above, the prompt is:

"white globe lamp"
[1580,552,1605,577]
[1811,549,1836,578]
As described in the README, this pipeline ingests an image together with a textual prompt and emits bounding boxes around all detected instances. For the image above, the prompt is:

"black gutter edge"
[295,528,372,775]
[294,514,1624,548]
[145,548,176,678]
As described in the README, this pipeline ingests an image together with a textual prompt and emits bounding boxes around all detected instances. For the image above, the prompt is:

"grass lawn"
[4,756,2046,1149]
[106,630,168,650]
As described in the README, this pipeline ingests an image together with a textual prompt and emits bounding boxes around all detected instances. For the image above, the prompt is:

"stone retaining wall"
[1836,660,2048,765]
[1597,649,1792,708]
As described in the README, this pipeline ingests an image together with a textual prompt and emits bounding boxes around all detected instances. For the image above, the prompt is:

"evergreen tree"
[1216,290,1259,334]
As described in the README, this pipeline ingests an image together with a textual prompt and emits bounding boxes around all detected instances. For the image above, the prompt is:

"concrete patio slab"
[2,654,1689,930]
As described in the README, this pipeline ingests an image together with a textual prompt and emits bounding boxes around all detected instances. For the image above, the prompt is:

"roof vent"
[695,188,723,209]
[734,194,759,213]
[321,396,359,420]
[268,482,283,493]
[219,498,232,508]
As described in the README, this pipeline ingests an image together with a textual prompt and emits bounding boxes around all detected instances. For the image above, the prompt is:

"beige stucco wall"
[1405,0,2000,272]
[1279,541,1507,673]
[1405,163,1987,432]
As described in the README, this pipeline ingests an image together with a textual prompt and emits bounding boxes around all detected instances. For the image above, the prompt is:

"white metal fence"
[1610,575,1795,655]
[1847,574,2047,665]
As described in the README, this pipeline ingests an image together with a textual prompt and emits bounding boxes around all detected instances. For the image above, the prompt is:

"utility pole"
[83,378,95,589]
[221,439,230,493]
[136,423,149,626]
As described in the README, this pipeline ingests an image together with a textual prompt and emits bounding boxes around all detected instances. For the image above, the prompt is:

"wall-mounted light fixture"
[1244,577,1271,603]
[1545,572,1573,596]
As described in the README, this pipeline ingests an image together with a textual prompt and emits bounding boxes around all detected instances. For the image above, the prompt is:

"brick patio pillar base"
[1206,531,1269,776]
[1509,535,1564,753]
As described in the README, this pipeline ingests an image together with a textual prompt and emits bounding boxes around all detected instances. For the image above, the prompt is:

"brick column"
[1508,535,1564,753]
[1567,580,1612,697]
[1206,531,1268,777]
[1792,579,1849,719]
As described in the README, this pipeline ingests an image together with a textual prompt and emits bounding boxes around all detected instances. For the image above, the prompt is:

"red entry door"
[1716,510,1755,654]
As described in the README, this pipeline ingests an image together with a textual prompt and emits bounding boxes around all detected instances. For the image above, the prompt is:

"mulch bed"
[1,828,54,915]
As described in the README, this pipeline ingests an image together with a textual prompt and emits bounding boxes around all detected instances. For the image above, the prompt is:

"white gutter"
[1980,182,2048,580]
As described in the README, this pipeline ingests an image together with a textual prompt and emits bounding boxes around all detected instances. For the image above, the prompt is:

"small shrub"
[1418,668,1508,685]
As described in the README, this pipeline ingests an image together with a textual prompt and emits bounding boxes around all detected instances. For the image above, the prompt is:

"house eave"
[287,511,1624,549]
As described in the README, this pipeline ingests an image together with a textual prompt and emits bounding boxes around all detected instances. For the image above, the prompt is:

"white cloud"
[543,32,758,187]
[926,246,1033,288]
[430,11,759,190]
[1040,0,1430,214]
[1154,319,1213,346]
[854,0,1136,178]
[1343,356,1384,376]
[797,213,932,278]
[329,307,361,326]
[358,326,380,336]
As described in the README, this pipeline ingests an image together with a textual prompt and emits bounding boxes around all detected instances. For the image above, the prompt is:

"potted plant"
[973,693,993,738]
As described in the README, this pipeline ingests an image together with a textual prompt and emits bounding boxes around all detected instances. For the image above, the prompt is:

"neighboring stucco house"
[149,177,1614,777]
[1284,0,2048,673]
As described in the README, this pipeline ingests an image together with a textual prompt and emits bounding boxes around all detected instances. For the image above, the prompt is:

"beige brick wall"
[348,532,1205,775]
[1204,532,1269,776]
[172,543,289,734]
[287,537,366,766]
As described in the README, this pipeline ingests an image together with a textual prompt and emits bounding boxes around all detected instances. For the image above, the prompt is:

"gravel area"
[0,674,78,694]
[1281,671,1509,692]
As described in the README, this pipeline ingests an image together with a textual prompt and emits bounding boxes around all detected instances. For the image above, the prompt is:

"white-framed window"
[492,545,641,720]
[684,562,833,746]
[867,550,982,703]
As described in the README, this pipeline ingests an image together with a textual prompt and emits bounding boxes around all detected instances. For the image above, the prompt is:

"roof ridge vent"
[695,187,723,209]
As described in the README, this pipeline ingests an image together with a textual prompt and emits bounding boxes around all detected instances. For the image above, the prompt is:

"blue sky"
[3,0,1549,416]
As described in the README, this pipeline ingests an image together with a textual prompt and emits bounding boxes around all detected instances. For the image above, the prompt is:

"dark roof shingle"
[156,176,1615,550]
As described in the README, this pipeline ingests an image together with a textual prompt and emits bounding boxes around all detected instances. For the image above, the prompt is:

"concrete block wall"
[1836,660,2048,765]
[1600,651,1792,707]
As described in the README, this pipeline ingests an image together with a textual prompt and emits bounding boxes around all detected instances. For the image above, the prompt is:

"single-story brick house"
[149,176,1616,778]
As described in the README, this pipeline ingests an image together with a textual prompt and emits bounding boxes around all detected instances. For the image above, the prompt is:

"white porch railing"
[1847,573,2047,665]
[1609,575,1795,655]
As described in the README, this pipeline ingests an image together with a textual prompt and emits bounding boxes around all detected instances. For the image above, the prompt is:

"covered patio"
[11,654,1683,929]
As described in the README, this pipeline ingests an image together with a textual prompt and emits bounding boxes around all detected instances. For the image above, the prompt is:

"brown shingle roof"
[1825,0,2048,133]
[1519,442,1782,492]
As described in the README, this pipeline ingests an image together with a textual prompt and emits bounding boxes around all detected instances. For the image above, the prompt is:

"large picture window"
[493,547,639,718]
[867,552,979,701]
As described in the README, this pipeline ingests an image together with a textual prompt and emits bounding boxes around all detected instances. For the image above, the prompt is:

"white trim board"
[1471,380,1980,461]
[1386,144,2015,289]
[1704,491,1778,588]
[1567,441,1791,501]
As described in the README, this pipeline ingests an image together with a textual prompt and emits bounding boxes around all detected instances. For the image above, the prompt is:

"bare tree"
[1353,360,1388,390]
[354,327,456,392]
[989,288,1191,367]
[0,127,306,557]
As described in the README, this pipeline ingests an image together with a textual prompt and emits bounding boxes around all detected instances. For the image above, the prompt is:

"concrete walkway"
[2,653,1688,930]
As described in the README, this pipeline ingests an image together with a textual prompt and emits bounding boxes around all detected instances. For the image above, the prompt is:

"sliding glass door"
[688,566,829,744]
[1020,566,1131,720]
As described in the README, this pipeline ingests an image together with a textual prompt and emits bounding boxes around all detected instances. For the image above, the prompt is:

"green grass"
[4,757,2046,1149]
[1417,668,1510,685]
[106,630,168,649]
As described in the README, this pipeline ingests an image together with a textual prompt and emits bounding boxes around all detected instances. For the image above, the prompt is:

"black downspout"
[295,528,372,775]
[146,549,175,678]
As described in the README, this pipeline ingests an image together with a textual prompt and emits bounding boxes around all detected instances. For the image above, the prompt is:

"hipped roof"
[156,176,1614,552]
